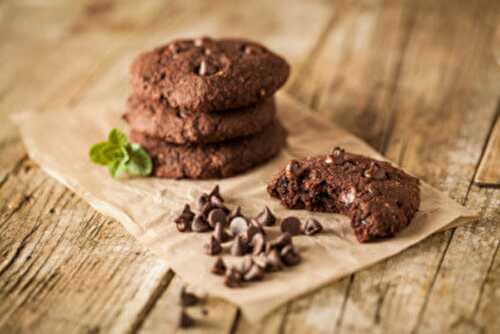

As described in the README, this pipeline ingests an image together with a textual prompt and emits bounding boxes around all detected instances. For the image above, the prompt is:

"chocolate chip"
[208,185,223,201]
[197,193,209,211]
[174,204,194,232]
[267,233,293,252]
[208,208,227,228]
[286,160,301,178]
[252,254,268,270]
[168,43,180,54]
[204,236,222,256]
[240,255,254,274]
[246,224,263,242]
[280,245,301,266]
[332,147,344,157]
[229,216,248,236]
[192,215,211,233]
[207,184,225,208]
[244,264,265,282]
[331,147,345,164]
[251,233,266,255]
[243,45,260,55]
[340,187,356,205]
[180,286,199,307]
[194,36,210,47]
[210,195,225,208]
[178,310,195,328]
[280,216,302,236]
[255,206,276,226]
[363,162,386,180]
[197,59,218,76]
[181,204,195,219]
[224,267,242,288]
[200,202,217,220]
[265,249,284,272]
[212,222,232,243]
[229,206,243,220]
[303,218,323,236]
[231,235,249,256]
[176,220,191,233]
[211,257,226,275]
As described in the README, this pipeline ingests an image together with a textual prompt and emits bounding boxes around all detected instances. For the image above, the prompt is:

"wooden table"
[1,1,499,333]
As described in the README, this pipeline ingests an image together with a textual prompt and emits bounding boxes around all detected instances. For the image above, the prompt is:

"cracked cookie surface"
[123,95,276,144]
[267,148,420,242]
[131,120,287,179]
[130,37,290,113]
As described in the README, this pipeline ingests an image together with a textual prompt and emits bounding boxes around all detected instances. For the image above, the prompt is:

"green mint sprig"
[89,129,152,178]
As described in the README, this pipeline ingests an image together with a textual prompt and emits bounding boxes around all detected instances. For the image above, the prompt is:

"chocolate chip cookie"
[131,120,286,179]
[123,95,276,144]
[130,37,290,113]
[267,148,420,242]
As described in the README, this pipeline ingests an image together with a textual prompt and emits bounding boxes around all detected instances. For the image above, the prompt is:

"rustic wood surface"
[0,0,499,333]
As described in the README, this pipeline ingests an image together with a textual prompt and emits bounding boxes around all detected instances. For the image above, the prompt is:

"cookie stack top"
[124,37,290,179]
[130,37,290,113]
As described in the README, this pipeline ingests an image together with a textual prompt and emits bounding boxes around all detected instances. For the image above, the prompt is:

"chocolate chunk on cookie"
[267,149,420,242]
[130,120,286,179]
[130,37,290,113]
[123,95,276,144]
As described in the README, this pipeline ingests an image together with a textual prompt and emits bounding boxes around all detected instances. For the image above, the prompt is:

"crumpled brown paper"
[13,93,476,322]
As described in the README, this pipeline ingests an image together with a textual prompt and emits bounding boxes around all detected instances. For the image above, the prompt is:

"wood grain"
[0,161,172,333]
[475,117,500,186]
[246,0,500,333]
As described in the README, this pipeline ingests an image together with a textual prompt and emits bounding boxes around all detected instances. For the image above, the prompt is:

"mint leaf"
[89,142,112,165]
[108,157,128,178]
[90,129,152,178]
[126,144,153,176]
[108,128,128,147]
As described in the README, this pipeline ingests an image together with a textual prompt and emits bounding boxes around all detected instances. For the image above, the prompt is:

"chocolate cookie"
[267,148,420,242]
[123,95,276,144]
[130,37,290,113]
[131,120,286,179]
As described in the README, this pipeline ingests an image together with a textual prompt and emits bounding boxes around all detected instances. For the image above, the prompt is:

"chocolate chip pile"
[174,185,323,288]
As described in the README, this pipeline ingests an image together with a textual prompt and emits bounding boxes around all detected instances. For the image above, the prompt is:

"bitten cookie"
[130,37,290,113]
[131,120,287,179]
[123,95,276,144]
[267,148,420,242]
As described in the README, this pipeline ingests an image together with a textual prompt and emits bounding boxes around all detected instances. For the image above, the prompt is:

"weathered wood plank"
[336,0,500,333]
[256,0,418,332]
[0,1,181,333]
[137,276,238,334]
[416,185,499,333]
[0,162,172,333]
[254,0,500,333]
[0,0,174,179]
[475,117,500,186]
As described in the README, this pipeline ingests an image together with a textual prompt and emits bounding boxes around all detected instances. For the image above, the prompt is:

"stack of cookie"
[123,37,290,179]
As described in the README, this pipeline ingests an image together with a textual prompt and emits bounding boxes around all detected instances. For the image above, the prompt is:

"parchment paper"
[13,93,476,322]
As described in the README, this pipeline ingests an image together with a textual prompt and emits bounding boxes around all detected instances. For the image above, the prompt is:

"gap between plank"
[472,240,500,317]
[128,270,176,334]
[410,98,499,333]
[472,99,500,188]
